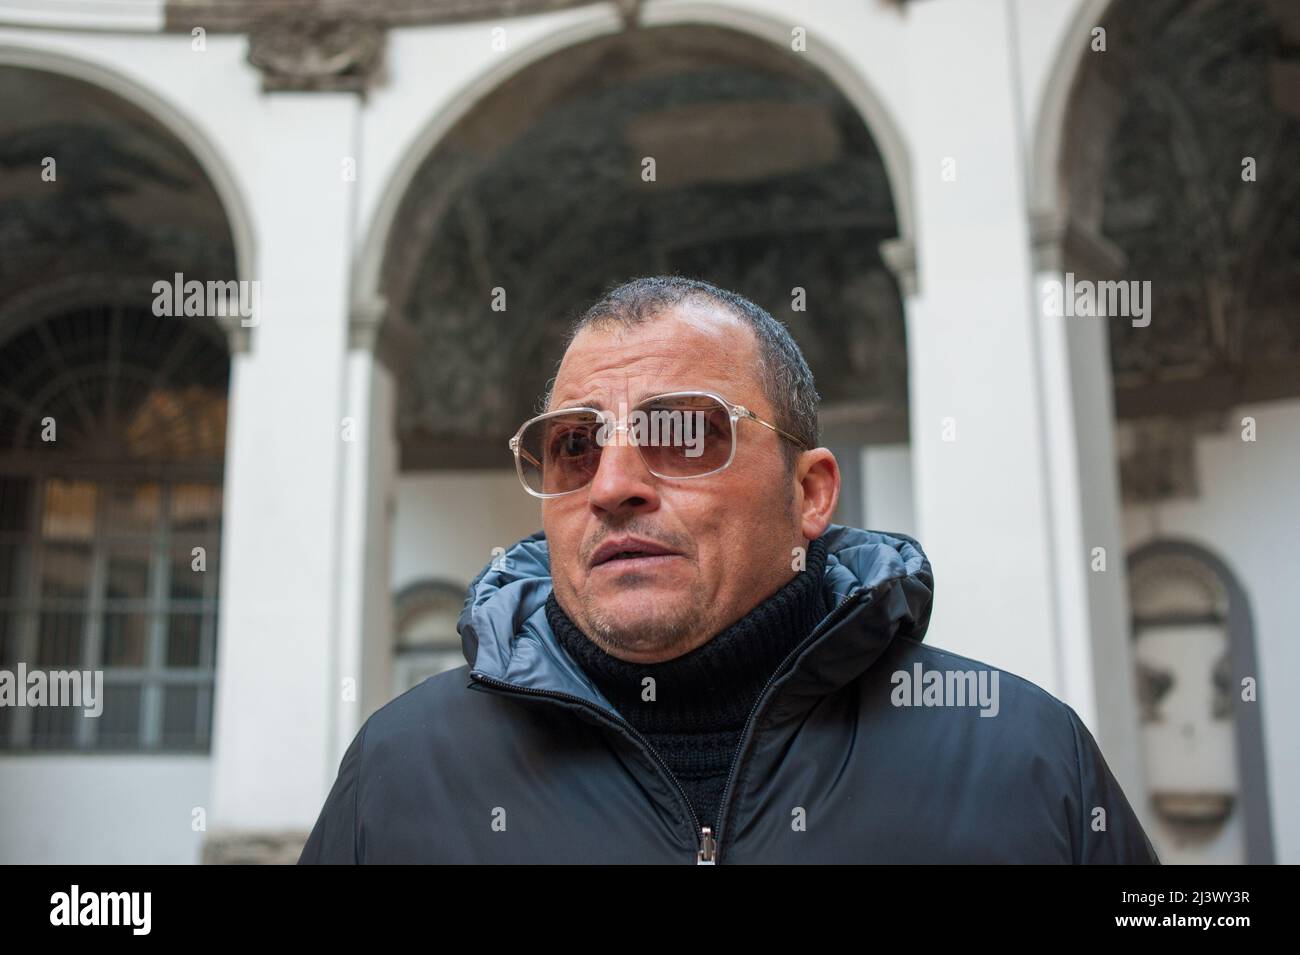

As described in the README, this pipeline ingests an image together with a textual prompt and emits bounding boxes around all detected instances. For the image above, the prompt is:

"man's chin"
[580,594,697,655]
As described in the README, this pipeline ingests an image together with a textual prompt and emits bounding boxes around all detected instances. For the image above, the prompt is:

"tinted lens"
[518,411,603,495]
[634,395,733,476]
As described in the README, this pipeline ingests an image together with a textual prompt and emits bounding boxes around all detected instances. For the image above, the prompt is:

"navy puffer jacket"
[299,524,1160,864]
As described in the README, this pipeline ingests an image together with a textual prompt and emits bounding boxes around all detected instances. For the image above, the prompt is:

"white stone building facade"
[0,0,1294,864]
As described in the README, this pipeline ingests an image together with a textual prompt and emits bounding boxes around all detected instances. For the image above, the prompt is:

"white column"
[861,444,916,538]
[1032,215,1149,824]
[902,0,1060,689]
[206,93,361,859]
[898,0,1148,813]
[335,304,405,759]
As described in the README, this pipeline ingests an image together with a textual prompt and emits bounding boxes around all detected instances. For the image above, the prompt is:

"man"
[299,275,1159,864]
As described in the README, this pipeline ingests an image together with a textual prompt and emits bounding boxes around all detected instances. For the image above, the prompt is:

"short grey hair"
[541,276,820,472]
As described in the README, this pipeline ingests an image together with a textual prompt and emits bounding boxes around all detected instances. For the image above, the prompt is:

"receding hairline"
[545,298,765,410]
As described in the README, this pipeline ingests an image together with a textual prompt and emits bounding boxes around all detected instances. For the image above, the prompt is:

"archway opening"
[1058,0,1295,862]
[0,66,238,752]
[381,24,910,476]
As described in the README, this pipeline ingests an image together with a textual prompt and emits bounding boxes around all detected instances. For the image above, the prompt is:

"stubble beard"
[575,578,710,660]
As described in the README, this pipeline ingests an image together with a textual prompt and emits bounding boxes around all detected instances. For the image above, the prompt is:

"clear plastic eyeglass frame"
[508,389,810,499]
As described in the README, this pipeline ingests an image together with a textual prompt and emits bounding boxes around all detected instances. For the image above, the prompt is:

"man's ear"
[796,448,840,540]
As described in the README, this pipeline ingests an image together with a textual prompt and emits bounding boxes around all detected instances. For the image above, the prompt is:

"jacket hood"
[457,523,934,717]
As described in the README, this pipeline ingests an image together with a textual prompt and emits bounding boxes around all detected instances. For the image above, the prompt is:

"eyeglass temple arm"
[737,407,809,450]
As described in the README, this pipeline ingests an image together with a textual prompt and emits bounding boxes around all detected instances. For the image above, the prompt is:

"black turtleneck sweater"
[544,535,830,833]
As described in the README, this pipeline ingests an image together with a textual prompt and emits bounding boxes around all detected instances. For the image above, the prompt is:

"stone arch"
[1029,0,1118,224]
[1039,0,1300,475]
[352,3,916,327]
[391,578,470,693]
[0,44,257,349]
[362,13,915,502]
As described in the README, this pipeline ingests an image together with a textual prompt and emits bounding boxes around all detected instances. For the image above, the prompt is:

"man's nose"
[586,438,658,512]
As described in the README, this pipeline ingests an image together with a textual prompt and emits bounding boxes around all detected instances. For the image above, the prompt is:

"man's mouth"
[589,537,681,568]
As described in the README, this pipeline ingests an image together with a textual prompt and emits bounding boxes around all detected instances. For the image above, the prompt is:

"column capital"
[213,313,253,354]
[1030,210,1127,278]
[879,237,918,298]
[349,297,420,377]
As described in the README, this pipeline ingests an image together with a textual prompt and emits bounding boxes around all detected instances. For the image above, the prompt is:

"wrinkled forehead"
[549,305,762,411]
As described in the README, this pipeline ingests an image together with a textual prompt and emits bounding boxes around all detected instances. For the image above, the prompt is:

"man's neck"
[542,534,831,831]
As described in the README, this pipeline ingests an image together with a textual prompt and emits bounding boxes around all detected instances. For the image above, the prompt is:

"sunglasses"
[508,389,808,498]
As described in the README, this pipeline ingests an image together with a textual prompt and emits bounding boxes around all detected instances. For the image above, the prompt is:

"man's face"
[541,302,823,663]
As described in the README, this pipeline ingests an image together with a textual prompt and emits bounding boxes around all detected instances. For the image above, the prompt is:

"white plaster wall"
[0,1,164,31]
[0,756,209,864]
[862,444,916,539]
[392,472,544,596]
[1123,399,1300,864]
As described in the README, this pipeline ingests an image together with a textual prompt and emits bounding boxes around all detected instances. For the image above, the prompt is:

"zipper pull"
[697,826,717,864]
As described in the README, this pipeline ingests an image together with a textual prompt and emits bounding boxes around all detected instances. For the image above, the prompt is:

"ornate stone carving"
[169,1,641,91]
[247,17,385,93]
[613,0,644,30]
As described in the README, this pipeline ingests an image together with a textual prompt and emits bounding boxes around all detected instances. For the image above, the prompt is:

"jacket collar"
[458,524,934,718]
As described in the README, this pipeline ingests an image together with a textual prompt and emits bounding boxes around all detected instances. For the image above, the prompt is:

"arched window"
[0,302,228,751]
[1127,541,1274,864]
[392,579,467,694]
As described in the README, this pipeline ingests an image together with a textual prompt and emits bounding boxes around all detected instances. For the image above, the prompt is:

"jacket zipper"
[468,672,715,862]
[470,586,866,865]
[708,586,867,862]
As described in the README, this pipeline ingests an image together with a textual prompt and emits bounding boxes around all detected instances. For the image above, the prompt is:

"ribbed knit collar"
[544,535,830,733]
